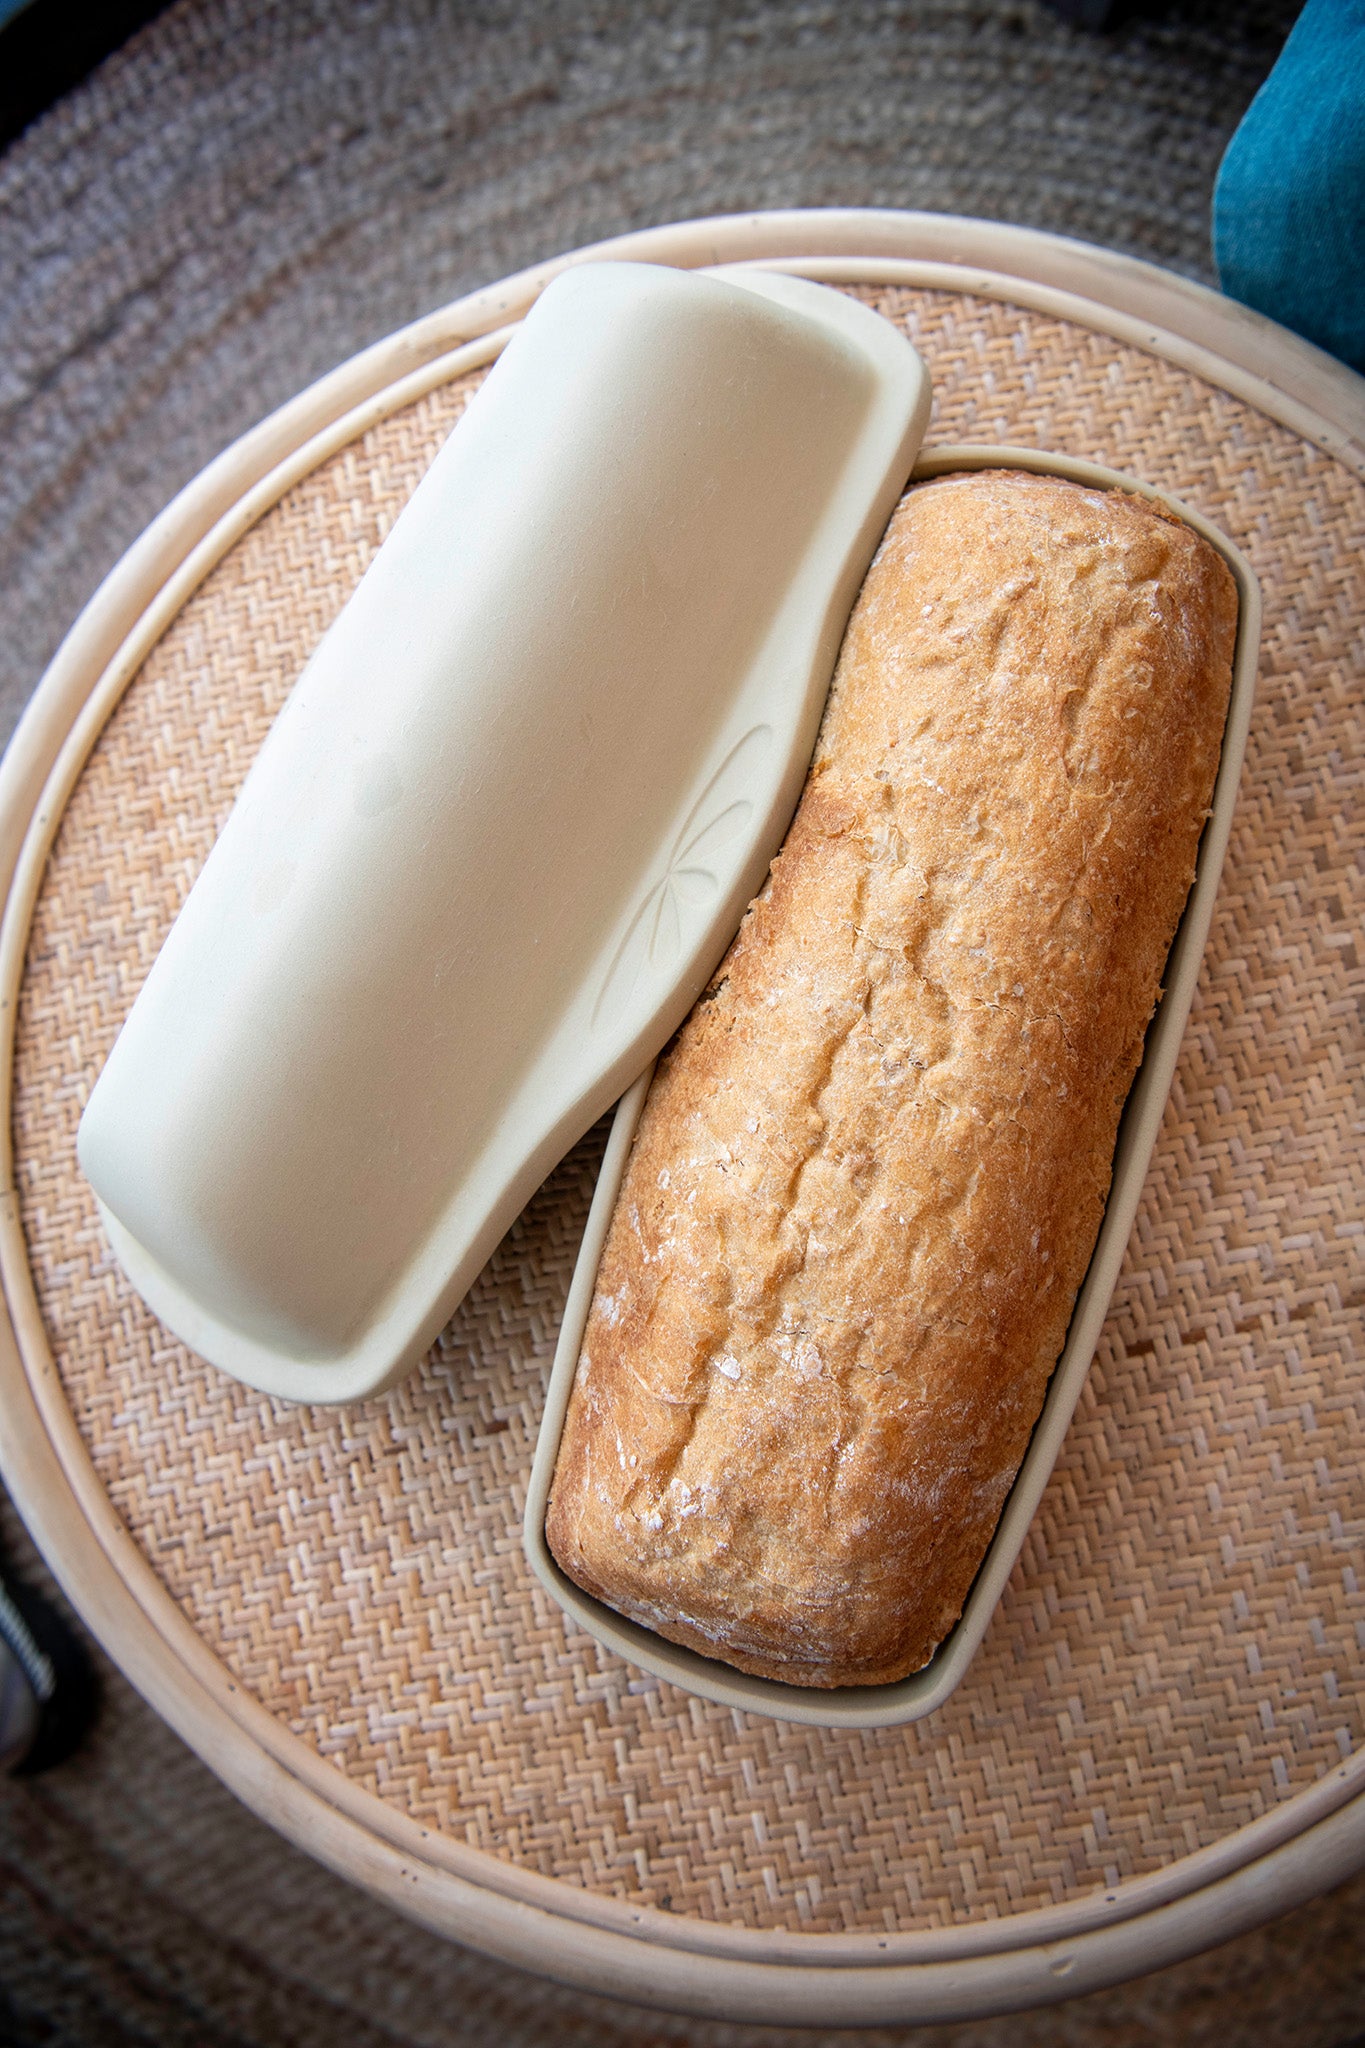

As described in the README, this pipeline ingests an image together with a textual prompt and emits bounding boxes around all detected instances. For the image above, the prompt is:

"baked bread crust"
[546,471,1238,1688]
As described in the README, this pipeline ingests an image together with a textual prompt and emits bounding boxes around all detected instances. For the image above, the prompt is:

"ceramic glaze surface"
[77,261,930,1401]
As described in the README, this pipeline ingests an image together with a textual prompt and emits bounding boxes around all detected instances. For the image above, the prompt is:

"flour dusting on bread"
[547,470,1238,1688]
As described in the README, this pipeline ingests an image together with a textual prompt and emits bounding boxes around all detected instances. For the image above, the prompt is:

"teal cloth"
[1214,0,1365,374]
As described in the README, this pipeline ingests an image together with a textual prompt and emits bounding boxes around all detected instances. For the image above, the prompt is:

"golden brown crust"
[546,470,1238,1688]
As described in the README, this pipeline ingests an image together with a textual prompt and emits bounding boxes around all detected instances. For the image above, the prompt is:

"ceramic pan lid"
[77,261,930,1402]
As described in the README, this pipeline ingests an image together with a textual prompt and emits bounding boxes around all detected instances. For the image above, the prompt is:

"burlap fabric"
[11,284,1363,1944]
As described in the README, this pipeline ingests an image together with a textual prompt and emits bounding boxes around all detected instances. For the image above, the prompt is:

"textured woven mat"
[0,0,1299,743]
[13,286,1363,1939]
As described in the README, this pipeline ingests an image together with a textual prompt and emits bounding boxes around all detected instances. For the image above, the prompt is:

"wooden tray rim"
[1,210,1362,2025]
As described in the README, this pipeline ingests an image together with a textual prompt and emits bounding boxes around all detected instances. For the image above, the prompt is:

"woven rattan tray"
[1,212,1362,2026]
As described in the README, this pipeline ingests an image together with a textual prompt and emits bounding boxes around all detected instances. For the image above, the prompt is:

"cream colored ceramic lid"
[77,260,930,1403]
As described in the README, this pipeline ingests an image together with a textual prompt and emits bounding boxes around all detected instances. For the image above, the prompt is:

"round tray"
[1,211,1362,2027]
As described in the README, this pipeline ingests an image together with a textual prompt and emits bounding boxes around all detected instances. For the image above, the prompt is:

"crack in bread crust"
[547,471,1238,1689]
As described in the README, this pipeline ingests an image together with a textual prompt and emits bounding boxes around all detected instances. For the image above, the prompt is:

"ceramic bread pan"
[77,262,931,1404]
[525,446,1262,1730]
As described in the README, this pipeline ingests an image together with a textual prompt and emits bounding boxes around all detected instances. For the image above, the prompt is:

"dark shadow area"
[0,0,175,148]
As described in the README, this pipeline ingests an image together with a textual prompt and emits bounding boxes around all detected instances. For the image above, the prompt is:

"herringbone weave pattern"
[12,287,1364,1937]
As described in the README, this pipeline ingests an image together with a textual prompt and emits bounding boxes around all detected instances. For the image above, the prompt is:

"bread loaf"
[546,470,1238,1688]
